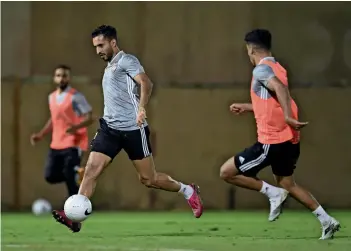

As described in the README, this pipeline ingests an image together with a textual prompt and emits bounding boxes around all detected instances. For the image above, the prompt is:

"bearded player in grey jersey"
[52,25,203,233]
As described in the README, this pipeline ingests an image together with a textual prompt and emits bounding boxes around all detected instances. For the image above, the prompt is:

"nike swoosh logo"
[324,226,332,235]
[84,209,91,216]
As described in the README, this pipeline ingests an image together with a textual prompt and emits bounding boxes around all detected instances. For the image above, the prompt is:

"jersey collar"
[108,50,125,66]
[258,56,275,65]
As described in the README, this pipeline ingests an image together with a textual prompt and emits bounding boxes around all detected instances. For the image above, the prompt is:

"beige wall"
[2,2,351,85]
[2,83,351,210]
[1,2,31,78]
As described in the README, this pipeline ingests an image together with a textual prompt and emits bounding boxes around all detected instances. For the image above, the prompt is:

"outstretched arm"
[229,103,253,115]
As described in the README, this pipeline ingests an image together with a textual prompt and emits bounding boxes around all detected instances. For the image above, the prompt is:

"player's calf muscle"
[138,170,180,192]
[155,172,181,192]
[277,176,319,210]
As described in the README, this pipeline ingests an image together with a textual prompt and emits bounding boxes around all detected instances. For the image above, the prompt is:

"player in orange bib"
[31,65,95,198]
[219,29,340,239]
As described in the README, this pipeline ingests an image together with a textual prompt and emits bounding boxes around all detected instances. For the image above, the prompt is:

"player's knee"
[139,174,156,188]
[219,169,228,181]
[220,167,234,181]
[62,166,75,177]
[45,175,59,184]
[277,176,296,191]
[220,165,237,181]
[220,157,238,181]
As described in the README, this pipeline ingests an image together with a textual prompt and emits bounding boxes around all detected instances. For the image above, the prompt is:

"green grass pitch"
[2,211,350,251]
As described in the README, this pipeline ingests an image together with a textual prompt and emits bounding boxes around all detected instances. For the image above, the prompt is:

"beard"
[58,83,69,90]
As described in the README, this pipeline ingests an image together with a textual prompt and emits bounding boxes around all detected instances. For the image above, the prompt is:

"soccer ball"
[64,194,92,222]
[32,199,52,216]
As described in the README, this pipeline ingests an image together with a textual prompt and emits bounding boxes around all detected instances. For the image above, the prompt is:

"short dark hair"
[244,29,272,50]
[54,64,71,73]
[91,25,117,41]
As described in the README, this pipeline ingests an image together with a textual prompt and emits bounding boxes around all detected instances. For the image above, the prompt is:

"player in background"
[31,65,95,198]
[52,25,203,233]
[219,29,340,240]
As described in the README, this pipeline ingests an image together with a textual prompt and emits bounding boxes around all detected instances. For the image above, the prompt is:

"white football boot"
[319,217,340,240]
[268,188,289,222]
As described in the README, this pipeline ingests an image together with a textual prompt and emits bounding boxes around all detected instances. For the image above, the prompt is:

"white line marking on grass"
[131,249,202,251]
[159,249,202,251]
[3,245,29,248]
[3,244,202,251]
